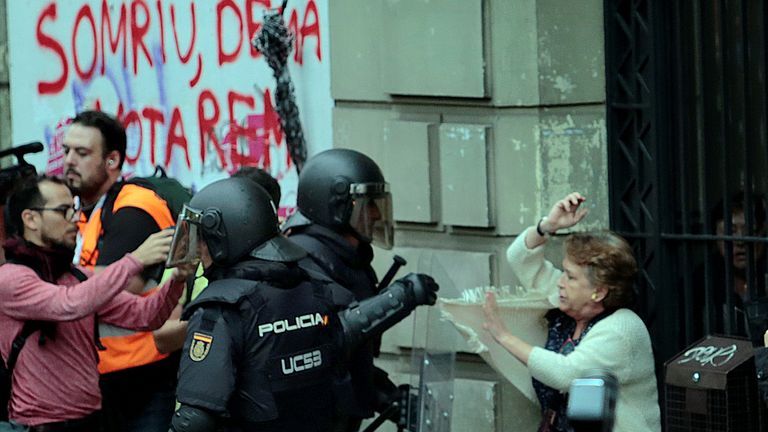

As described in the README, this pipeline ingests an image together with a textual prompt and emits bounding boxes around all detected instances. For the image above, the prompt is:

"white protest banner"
[7,0,332,215]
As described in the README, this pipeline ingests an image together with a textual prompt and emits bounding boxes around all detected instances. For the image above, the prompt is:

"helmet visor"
[348,183,393,250]
[166,205,202,268]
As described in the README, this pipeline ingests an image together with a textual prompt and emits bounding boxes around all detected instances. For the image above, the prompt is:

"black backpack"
[0,267,88,421]
[98,165,192,262]
[96,167,191,284]
[123,165,192,221]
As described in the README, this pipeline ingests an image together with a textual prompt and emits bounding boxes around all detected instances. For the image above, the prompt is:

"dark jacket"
[176,259,342,431]
[288,222,395,419]
[691,254,768,346]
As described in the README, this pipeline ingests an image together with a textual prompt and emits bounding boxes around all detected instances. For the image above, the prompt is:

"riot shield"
[408,308,457,431]
[370,246,549,431]
[438,283,551,430]
[406,253,460,432]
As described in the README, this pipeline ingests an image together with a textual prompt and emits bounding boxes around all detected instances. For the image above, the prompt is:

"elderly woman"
[483,192,661,432]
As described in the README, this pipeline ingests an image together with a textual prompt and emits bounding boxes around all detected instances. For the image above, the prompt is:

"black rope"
[252,6,307,173]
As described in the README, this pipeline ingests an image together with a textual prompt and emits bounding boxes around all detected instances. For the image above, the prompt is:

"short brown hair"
[565,231,638,310]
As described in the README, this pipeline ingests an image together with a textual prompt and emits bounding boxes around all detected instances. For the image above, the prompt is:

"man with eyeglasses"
[0,176,193,431]
[62,110,184,432]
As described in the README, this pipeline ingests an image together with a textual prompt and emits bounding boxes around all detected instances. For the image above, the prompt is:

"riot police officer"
[283,148,421,431]
[170,177,438,432]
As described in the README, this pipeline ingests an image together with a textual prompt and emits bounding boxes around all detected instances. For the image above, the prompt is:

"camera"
[567,370,618,432]
[0,142,44,204]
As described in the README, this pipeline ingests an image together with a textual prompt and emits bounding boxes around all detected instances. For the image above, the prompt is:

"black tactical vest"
[184,276,341,425]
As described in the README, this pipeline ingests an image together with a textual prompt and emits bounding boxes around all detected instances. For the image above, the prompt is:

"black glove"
[397,273,439,306]
[338,274,439,352]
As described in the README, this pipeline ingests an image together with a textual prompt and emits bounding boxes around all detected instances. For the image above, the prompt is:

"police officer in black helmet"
[170,177,439,432]
[283,148,428,431]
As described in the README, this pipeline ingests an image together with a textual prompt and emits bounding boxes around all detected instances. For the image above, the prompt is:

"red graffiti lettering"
[167,107,191,168]
[116,102,126,120]
[171,2,196,63]
[227,91,255,126]
[141,107,165,166]
[121,109,143,165]
[198,89,226,169]
[130,0,153,75]
[301,0,321,63]
[72,4,98,81]
[288,8,299,64]
[217,0,244,66]
[246,114,267,166]
[190,54,203,88]
[225,91,257,166]
[263,88,282,158]
[31,0,323,181]
[36,3,68,95]
[35,0,323,97]
[100,0,127,75]
[287,2,322,65]
[156,0,166,63]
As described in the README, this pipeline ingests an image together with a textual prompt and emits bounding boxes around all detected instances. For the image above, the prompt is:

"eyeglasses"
[29,204,81,221]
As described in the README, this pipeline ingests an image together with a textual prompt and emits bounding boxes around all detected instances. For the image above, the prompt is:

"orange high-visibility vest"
[77,183,175,374]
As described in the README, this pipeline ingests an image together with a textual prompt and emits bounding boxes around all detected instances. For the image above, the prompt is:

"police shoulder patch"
[189,332,213,362]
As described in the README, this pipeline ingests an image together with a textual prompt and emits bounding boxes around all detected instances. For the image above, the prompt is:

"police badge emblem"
[189,332,213,362]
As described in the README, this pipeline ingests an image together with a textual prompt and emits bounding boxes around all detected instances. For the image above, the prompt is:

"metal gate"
[605,0,768,365]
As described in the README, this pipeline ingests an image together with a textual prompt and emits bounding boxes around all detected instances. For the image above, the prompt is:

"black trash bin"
[665,335,767,432]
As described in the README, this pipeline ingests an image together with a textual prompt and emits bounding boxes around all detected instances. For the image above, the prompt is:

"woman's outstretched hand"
[482,292,535,365]
[540,192,588,234]
[483,292,508,342]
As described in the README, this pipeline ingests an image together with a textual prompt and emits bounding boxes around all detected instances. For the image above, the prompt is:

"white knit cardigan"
[507,229,662,432]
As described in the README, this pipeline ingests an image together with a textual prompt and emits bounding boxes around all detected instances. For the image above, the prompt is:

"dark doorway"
[605,0,768,366]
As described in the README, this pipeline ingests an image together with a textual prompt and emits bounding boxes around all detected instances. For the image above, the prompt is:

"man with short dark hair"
[0,176,190,430]
[63,110,184,431]
[232,166,282,207]
[693,191,768,345]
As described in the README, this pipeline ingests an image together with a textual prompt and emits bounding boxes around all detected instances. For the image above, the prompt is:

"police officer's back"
[171,178,341,432]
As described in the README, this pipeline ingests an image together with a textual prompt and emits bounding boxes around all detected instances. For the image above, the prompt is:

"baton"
[377,255,407,292]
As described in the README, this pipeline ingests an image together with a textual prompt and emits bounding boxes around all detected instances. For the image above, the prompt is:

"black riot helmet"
[170,177,305,267]
[297,148,393,249]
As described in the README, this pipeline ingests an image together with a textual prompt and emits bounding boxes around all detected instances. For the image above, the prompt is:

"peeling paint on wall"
[535,1,605,105]
[552,75,576,99]
[444,125,485,142]
[536,111,608,231]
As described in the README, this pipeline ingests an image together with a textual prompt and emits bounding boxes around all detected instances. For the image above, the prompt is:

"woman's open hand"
[540,192,588,233]
[483,292,509,342]
[482,292,535,365]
